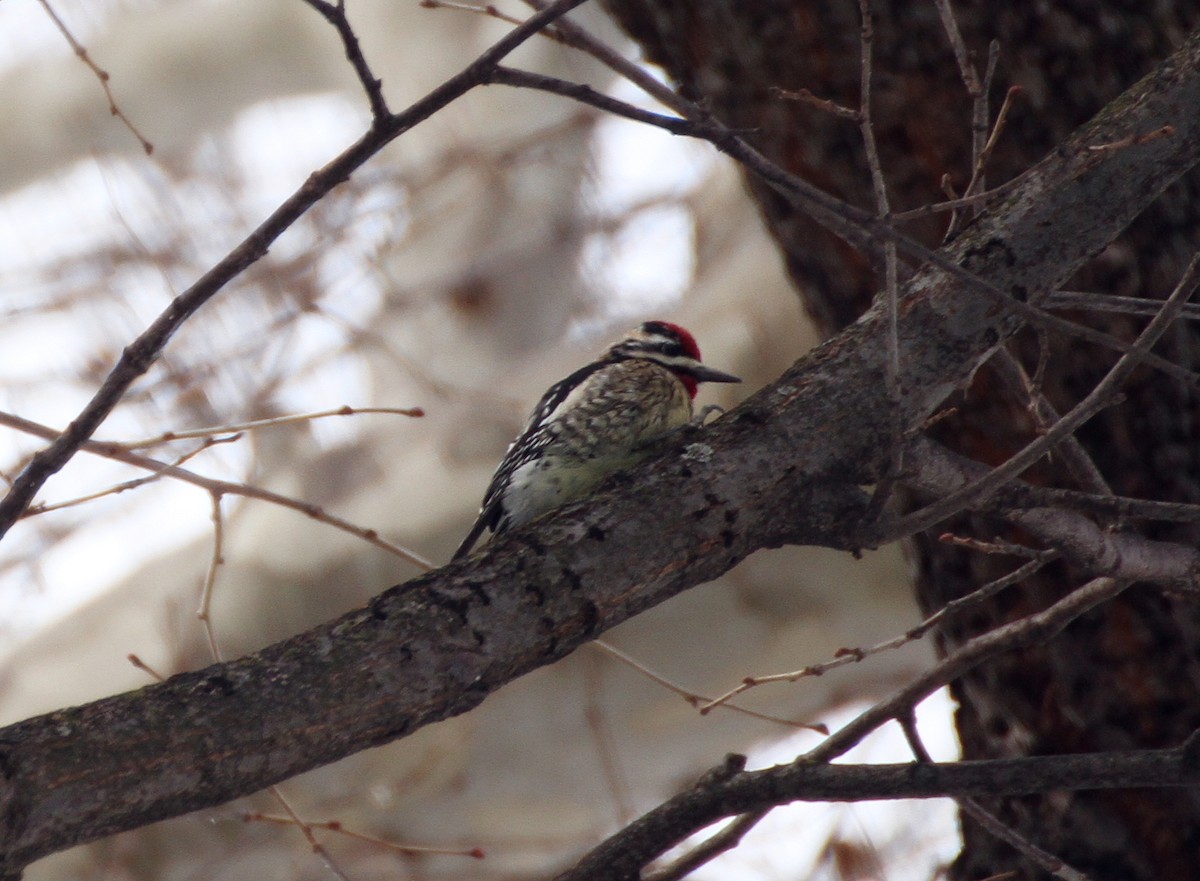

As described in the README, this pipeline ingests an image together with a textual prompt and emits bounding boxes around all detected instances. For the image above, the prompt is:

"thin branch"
[423,0,529,30]
[938,532,1049,558]
[23,436,230,515]
[642,809,769,881]
[1044,289,1200,320]
[899,715,1092,881]
[935,0,983,112]
[855,0,905,521]
[969,83,1021,199]
[771,85,862,120]
[905,435,1200,586]
[554,709,1199,881]
[520,0,694,118]
[298,0,390,119]
[934,0,987,238]
[244,812,484,859]
[0,410,434,570]
[592,641,827,733]
[113,405,424,450]
[1086,124,1176,153]
[0,0,591,545]
[1010,484,1200,524]
[891,171,1030,221]
[887,251,1200,540]
[809,575,1130,765]
[127,653,167,682]
[267,786,353,881]
[989,348,1113,497]
[35,0,154,154]
[1030,320,1052,393]
[700,550,1058,713]
[489,66,700,134]
[197,491,227,663]
[959,798,1090,881]
[492,50,1200,397]
[908,550,1060,640]
[583,651,635,824]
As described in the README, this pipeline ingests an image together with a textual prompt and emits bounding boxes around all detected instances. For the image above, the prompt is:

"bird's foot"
[692,404,726,426]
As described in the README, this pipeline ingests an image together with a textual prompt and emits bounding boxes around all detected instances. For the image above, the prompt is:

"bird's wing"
[452,357,615,559]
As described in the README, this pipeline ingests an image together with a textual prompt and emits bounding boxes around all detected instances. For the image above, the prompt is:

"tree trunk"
[603,2,1200,878]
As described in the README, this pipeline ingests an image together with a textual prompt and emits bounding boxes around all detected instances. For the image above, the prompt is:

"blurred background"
[0,1,950,877]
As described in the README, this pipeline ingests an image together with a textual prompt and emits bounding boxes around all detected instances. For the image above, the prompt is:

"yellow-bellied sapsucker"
[453,320,740,559]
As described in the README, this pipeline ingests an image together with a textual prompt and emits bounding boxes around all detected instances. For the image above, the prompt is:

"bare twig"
[22,436,230,515]
[899,714,1092,881]
[1029,322,1051,395]
[127,653,166,681]
[891,172,1030,222]
[905,551,1060,640]
[938,533,1047,558]
[989,348,1113,497]
[1086,124,1176,153]
[244,811,485,859]
[935,0,982,116]
[770,85,861,120]
[584,651,635,823]
[808,575,1130,765]
[423,0,526,29]
[488,66,705,134]
[592,640,827,733]
[0,0,591,545]
[197,491,227,662]
[960,798,1091,881]
[520,0,694,117]
[643,809,769,881]
[993,303,1200,393]
[701,549,1058,712]
[887,252,1200,540]
[1010,484,1200,525]
[969,83,1021,199]
[298,0,390,119]
[267,786,353,881]
[1044,289,1200,320]
[113,405,424,450]
[489,50,1200,396]
[556,671,1200,881]
[934,0,986,237]
[0,410,434,570]
[906,435,1200,584]
[35,0,153,154]
[856,0,904,521]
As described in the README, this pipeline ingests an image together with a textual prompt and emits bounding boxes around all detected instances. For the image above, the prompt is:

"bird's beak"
[690,365,742,384]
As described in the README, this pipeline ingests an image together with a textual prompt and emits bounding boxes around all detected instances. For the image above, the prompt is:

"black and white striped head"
[608,321,741,398]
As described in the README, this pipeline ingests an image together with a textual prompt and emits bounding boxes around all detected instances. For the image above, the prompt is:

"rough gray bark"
[602,2,1200,878]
